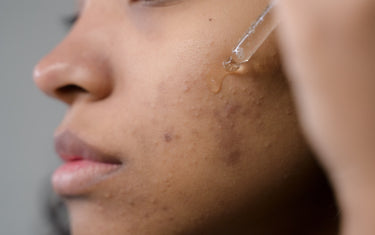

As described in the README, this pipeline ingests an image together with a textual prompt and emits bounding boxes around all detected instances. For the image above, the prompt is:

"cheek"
[81,40,311,234]
[94,8,307,226]
[125,68,262,170]
[107,13,297,191]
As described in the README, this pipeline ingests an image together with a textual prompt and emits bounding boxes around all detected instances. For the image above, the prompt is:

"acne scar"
[212,102,245,167]
[164,133,173,142]
[225,150,242,166]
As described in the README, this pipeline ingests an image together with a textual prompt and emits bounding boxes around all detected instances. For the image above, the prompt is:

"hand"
[276,1,375,234]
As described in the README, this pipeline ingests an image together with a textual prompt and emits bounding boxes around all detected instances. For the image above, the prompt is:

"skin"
[278,1,375,234]
[33,0,345,234]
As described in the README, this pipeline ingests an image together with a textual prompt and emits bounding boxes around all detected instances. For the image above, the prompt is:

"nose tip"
[33,47,113,105]
[33,62,68,98]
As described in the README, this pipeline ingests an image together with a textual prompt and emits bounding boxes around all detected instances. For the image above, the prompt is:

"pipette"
[223,0,280,72]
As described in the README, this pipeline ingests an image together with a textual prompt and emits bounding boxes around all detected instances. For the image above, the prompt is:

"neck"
[189,164,339,235]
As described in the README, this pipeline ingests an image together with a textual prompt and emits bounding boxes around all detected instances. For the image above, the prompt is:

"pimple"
[183,84,191,93]
[264,142,272,148]
[182,80,191,93]
[224,104,240,118]
[104,193,113,199]
[151,198,158,205]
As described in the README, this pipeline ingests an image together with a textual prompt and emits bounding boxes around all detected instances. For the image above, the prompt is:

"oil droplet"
[207,75,224,93]
[206,57,242,94]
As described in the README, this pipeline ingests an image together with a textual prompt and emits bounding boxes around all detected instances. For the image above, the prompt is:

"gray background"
[1,0,75,234]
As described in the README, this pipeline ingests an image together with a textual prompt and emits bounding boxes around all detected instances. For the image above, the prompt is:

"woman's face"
[34,0,319,234]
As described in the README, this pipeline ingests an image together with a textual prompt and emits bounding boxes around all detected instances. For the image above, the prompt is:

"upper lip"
[54,130,121,164]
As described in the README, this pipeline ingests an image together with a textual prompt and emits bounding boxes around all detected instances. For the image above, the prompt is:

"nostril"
[34,52,113,104]
[57,84,87,95]
[55,84,88,104]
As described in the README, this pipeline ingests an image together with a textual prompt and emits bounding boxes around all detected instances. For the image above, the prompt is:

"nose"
[34,23,113,105]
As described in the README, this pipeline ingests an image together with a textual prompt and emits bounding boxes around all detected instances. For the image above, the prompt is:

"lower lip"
[52,159,121,196]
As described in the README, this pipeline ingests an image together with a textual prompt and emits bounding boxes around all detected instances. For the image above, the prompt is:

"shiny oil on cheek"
[206,66,249,94]
[206,69,227,93]
[206,1,279,94]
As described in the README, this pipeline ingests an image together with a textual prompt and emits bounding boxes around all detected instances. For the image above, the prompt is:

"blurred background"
[1,0,75,234]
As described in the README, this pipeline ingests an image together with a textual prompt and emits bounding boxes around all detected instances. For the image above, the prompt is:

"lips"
[52,131,122,196]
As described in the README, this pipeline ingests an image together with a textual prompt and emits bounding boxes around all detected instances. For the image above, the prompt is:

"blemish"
[164,133,173,142]
[264,142,272,148]
[183,85,191,92]
[224,104,240,118]
[183,80,191,93]
[225,150,241,166]
[209,18,213,22]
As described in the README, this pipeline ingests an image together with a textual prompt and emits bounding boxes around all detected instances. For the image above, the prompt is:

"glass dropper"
[223,0,280,72]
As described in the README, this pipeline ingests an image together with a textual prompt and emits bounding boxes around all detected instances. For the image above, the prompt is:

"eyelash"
[140,0,180,6]
[63,0,180,28]
[63,13,79,28]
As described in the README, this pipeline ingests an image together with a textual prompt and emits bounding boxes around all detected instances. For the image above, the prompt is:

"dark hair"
[43,186,70,235]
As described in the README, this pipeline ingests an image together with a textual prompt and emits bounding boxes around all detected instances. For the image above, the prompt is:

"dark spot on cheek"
[212,103,244,166]
[129,201,136,207]
[164,133,173,142]
[209,18,213,22]
[225,150,242,166]
[163,129,181,143]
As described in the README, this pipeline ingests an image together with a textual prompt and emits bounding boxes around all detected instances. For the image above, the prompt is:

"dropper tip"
[223,57,240,72]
